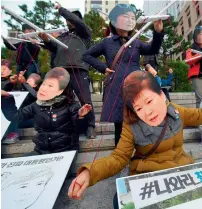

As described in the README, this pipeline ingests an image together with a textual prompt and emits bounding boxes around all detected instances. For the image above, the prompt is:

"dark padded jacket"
[1,95,81,153]
[43,7,91,70]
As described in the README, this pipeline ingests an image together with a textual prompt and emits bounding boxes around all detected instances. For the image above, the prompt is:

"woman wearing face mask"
[1,67,92,155]
[186,25,202,108]
[83,4,164,145]
[68,71,202,208]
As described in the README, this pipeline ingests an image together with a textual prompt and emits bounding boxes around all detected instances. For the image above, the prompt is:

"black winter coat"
[43,7,91,71]
[1,96,81,153]
[83,31,164,122]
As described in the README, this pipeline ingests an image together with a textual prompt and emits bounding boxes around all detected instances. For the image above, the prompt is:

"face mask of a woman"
[115,11,136,31]
[37,78,64,101]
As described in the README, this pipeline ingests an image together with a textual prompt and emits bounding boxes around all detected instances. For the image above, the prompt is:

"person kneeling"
[1,67,92,155]
[68,71,202,208]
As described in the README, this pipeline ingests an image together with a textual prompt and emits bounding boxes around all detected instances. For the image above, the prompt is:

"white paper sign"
[1,151,76,209]
[116,163,202,209]
[129,168,202,208]
[1,91,28,139]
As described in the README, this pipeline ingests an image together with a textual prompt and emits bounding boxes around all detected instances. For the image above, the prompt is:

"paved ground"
[53,175,117,209]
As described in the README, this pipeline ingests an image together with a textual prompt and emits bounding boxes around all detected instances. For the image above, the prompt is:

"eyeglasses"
[117,4,137,13]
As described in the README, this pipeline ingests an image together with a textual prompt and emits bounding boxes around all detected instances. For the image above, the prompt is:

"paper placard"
[1,151,76,209]
[116,163,202,209]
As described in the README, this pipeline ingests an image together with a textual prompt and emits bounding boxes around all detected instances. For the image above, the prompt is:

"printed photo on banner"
[116,163,202,209]
[1,151,76,209]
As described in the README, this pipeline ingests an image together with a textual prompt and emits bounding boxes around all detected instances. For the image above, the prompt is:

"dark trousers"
[114,122,123,146]
[67,69,95,128]
[162,88,171,102]
[113,193,119,209]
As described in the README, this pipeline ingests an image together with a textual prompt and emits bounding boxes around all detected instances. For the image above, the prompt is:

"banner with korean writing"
[1,151,76,209]
[116,163,202,209]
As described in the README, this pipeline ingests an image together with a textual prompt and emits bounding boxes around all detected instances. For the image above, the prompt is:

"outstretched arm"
[1,95,34,122]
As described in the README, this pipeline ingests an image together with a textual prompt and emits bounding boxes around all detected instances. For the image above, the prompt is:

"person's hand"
[55,2,62,9]
[9,75,18,84]
[18,74,26,84]
[78,104,92,117]
[68,169,90,200]
[38,32,50,42]
[29,38,41,45]
[168,68,173,74]
[154,20,163,33]
[19,70,26,76]
[1,90,10,97]
[105,68,115,76]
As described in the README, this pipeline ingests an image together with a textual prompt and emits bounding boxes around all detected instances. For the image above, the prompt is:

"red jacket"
[186,48,202,79]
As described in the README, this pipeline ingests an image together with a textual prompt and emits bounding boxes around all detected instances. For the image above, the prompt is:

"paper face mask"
[109,4,136,32]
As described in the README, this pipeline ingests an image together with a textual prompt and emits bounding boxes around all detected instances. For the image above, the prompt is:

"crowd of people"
[1,2,202,208]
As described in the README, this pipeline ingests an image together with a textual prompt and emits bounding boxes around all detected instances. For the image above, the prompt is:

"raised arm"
[139,30,164,55]
[22,83,37,98]
[58,7,91,39]
[83,41,107,74]
[38,33,58,53]
[161,73,173,87]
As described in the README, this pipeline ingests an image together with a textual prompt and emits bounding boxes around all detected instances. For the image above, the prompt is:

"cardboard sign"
[1,151,76,209]
[1,92,28,139]
[116,163,202,209]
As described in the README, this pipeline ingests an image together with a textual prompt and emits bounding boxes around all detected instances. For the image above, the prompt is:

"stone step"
[2,128,201,158]
[93,102,196,112]
[1,134,115,156]
[71,142,202,174]
[17,126,201,141]
[91,93,196,102]
[16,125,200,141]
[16,123,115,138]
[3,143,202,175]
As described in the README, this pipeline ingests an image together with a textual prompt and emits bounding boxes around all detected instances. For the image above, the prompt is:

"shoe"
[2,132,19,144]
[86,127,96,139]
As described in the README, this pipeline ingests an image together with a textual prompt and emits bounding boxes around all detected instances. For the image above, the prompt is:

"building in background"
[143,0,202,61]
[85,0,129,21]
[175,0,202,60]
[143,0,186,20]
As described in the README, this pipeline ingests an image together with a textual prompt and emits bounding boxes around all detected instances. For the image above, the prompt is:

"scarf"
[36,95,66,106]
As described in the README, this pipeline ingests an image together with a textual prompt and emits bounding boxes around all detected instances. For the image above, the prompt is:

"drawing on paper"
[1,166,54,209]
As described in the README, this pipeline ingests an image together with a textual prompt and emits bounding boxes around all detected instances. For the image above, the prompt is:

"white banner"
[1,92,28,139]
[129,168,202,208]
[116,163,202,209]
[1,151,76,209]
